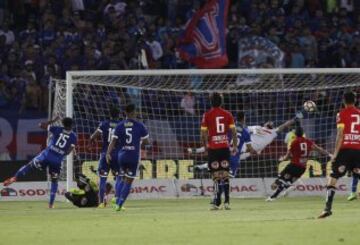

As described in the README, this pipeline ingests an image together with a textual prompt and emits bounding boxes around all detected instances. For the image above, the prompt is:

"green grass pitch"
[1,197,359,245]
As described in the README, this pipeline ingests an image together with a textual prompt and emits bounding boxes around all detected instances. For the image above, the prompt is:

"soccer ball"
[303,100,316,112]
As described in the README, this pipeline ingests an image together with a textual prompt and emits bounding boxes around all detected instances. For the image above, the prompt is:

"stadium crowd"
[0,0,359,113]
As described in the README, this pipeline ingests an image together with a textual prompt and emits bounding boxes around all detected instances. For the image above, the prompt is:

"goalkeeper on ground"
[65,174,112,208]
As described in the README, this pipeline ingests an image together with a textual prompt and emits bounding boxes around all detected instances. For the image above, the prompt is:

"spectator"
[0,22,15,45]
[290,44,305,68]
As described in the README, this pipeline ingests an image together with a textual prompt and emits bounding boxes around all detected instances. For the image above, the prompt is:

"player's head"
[237,111,246,124]
[295,126,304,137]
[62,117,73,130]
[125,103,136,117]
[343,91,357,106]
[109,105,120,119]
[210,93,223,107]
[263,121,274,129]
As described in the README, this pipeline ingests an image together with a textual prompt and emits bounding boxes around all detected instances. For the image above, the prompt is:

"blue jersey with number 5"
[45,126,77,163]
[113,119,148,162]
[97,120,121,153]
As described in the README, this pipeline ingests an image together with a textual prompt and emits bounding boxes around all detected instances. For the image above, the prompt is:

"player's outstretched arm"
[313,143,332,158]
[276,119,295,133]
[38,116,60,130]
[89,129,101,148]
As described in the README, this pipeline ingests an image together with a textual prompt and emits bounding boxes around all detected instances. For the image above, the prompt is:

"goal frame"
[65,68,360,190]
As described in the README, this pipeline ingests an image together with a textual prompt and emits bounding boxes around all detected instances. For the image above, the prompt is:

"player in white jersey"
[239,115,302,160]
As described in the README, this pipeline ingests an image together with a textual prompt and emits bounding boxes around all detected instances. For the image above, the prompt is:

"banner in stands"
[0,110,47,160]
[238,36,284,68]
[0,178,352,201]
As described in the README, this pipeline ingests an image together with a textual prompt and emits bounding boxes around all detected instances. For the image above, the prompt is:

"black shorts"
[280,164,306,180]
[208,148,230,173]
[331,149,360,178]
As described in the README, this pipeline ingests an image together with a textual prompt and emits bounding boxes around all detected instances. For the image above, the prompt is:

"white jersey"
[240,125,278,160]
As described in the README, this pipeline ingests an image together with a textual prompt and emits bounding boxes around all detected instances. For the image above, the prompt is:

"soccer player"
[319,91,360,218]
[239,113,303,160]
[267,125,331,201]
[3,117,77,208]
[65,174,112,208]
[201,93,237,210]
[230,112,257,177]
[106,104,149,212]
[89,106,122,207]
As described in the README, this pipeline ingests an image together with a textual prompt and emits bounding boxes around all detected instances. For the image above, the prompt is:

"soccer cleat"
[265,197,275,202]
[347,192,357,201]
[98,203,106,208]
[318,210,332,219]
[48,204,55,209]
[209,204,220,211]
[224,202,231,210]
[3,177,17,186]
[114,205,126,212]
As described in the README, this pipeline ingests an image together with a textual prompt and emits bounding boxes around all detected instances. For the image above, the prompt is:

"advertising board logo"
[0,187,18,197]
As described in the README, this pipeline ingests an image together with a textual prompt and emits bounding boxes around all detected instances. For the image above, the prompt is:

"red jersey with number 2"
[201,107,235,149]
[290,137,314,167]
[337,106,360,150]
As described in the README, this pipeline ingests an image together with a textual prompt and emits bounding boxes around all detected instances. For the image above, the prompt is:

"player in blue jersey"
[3,117,77,208]
[89,106,122,207]
[106,104,149,212]
[230,112,258,178]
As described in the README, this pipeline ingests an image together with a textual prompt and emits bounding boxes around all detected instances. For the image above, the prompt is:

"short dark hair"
[295,126,304,137]
[237,111,245,122]
[344,91,356,105]
[62,117,73,129]
[211,93,222,107]
[125,104,136,114]
[109,105,120,119]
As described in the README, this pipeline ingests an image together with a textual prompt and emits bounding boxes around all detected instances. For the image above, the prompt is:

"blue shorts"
[118,152,138,178]
[33,151,62,176]
[98,152,119,177]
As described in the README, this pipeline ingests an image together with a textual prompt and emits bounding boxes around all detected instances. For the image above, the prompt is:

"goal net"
[52,69,360,189]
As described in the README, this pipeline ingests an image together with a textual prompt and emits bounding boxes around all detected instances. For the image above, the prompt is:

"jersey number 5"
[126,128,132,144]
[216,117,225,133]
[56,133,69,148]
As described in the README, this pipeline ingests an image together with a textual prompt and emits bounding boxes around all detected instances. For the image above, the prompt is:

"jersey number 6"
[216,117,225,133]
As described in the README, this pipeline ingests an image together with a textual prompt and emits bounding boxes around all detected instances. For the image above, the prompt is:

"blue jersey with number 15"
[45,126,77,163]
[113,119,148,163]
[97,120,121,153]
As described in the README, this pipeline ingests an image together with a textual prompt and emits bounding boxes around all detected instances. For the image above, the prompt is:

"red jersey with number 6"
[337,106,360,150]
[201,107,235,149]
[290,137,314,167]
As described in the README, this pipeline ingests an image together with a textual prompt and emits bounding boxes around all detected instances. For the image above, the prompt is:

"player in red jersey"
[319,91,360,218]
[201,93,237,210]
[267,124,331,201]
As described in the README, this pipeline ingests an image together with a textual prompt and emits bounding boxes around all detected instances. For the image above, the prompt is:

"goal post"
[57,68,360,191]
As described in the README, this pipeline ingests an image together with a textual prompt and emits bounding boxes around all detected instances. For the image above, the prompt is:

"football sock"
[99,176,107,203]
[115,176,125,199]
[49,181,58,206]
[351,176,358,193]
[214,179,222,206]
[224,179,230,204]
[117,182,132,207]
[15,163,34,178]
[325,186,336,212]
